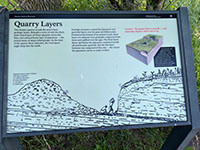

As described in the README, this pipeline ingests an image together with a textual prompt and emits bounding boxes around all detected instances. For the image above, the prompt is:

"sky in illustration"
[8,18,182,110]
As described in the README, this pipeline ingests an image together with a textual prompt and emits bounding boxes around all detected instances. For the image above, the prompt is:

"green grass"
[19,127,172,150]
[184,146,193,150]
[0,0,19,10]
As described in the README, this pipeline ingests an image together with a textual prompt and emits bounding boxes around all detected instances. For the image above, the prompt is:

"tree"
[106,0,168,11]
[15,0,62,11]
[146,0,165,10]
[0,0,177,11]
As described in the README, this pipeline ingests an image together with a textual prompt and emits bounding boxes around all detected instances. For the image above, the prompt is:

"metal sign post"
[0,7,22,150]
[0,7,199,150]
[161,7,200,150]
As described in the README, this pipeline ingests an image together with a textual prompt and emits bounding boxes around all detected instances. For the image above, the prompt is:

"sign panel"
[6,13,188,134]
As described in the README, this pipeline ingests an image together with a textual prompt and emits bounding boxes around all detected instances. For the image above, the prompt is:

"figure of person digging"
[100,98,115,115]
[108,98,115,115]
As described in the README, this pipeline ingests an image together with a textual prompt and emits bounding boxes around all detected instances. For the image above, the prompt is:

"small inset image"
[154,47,177,67]
[126,34,163,65]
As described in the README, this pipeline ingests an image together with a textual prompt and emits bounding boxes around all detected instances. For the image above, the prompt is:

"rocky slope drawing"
[8,79,99,116]
[7,67,187,133]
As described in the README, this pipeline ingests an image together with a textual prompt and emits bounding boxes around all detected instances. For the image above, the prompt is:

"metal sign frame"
[0,7,199,150]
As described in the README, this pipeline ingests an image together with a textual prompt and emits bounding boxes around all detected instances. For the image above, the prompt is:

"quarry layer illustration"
[7,68,187,133]
[126,34,163,65]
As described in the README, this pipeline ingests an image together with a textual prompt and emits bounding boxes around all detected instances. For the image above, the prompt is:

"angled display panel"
[4,11,191,136]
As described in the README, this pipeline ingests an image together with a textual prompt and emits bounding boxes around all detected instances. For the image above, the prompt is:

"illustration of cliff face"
[7,68,187,133]
[117,68,187,122]
[126,34,163,65]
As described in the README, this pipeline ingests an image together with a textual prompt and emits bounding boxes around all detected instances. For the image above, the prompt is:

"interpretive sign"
[1,9,199,148]
[6,12,189,134]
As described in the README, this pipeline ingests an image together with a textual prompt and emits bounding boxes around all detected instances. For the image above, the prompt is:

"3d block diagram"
[126,34,163,65]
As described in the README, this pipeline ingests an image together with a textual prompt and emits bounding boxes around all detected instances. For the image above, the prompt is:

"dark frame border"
[1,8,197,139]
[161,7,200,150]
[0,7,6,143]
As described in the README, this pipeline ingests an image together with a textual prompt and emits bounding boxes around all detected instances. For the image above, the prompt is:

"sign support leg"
[161,126,199,150]
[0,138,22,150]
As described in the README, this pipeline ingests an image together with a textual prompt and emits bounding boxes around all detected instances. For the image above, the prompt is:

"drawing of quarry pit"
[126,34,163,65]
[7,67,187,133]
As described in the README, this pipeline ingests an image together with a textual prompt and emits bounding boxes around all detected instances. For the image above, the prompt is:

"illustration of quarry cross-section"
[126,34,163,65]
[7,68,187,133]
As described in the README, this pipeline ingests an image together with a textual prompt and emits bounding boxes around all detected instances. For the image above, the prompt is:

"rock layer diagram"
[7,68,187,133]
[126,34,163,65]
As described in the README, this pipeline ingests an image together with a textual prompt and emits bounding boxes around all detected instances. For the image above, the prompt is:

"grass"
[0,0,19,10]
[19,127,173,150]
[184,147,193,150]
